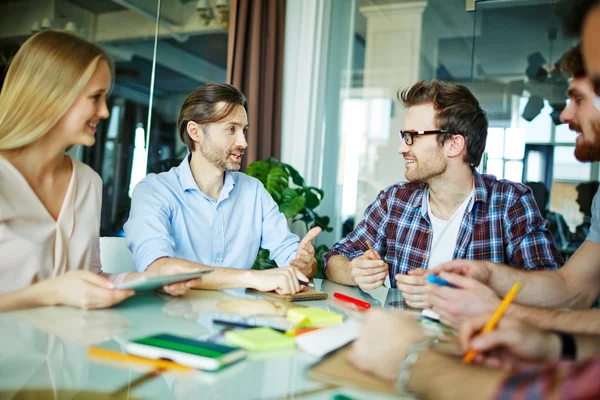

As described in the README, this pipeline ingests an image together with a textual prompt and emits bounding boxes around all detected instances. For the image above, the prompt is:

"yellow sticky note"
[287,308,344,328]
[225,328,296,352]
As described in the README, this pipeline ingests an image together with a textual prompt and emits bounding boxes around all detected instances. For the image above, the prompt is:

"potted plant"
[246,158,333,277]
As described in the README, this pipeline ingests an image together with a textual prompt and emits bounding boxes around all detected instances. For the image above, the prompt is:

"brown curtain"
[227,0,286,170]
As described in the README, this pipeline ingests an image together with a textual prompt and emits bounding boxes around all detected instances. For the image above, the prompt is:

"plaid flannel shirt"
[323,172,563,288]
[496,359,600,400]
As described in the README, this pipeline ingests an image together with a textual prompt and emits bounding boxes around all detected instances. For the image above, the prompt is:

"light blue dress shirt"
[124,155,300,272]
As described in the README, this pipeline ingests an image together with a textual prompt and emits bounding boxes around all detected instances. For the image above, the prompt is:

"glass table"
[0,279,410,399]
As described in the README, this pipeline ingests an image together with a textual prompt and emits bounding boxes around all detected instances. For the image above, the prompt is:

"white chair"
[99,236,135,274]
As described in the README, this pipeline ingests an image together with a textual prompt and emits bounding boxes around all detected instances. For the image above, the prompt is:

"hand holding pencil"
[348,240,389,291]
[462,282,521,364]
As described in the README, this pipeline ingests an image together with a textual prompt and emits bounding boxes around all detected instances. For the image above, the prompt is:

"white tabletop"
[0,279,410,400]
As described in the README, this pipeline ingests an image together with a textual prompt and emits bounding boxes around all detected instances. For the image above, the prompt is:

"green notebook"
[225,328,296,352]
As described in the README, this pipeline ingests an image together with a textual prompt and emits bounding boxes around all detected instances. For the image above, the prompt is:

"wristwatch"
[555,331,577,360]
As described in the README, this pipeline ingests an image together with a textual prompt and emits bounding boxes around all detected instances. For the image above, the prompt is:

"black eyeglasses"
[398,130,455,145]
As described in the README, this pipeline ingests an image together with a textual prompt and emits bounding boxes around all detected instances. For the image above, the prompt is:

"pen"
[333,292,372,309]
[212,318,286,333]
[299,280,315,288]
[463,282,521,364]
[427,275,458,288]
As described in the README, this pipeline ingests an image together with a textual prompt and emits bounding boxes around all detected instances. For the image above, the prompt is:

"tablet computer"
[115,270,213,292]
[125,333,246,371]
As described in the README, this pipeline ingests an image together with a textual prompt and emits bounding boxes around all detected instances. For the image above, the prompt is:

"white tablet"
[115,270,213,292]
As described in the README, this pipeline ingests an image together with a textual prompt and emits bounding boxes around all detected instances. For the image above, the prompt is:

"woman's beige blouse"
[0,156,103,293]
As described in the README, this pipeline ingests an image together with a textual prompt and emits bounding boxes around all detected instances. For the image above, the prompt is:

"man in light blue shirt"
[125,83,319,294]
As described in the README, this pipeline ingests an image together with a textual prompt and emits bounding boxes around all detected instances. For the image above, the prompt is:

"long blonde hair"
[0,30,114,150]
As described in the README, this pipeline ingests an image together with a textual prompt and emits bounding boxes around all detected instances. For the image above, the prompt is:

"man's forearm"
[324,256,357,286]
[507,306,600,335]
[408,350,506,399]
[148,257,257,290]
[489,264,578,309]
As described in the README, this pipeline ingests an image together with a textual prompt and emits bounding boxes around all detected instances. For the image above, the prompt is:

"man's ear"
[446,134,466,158]
[187,121,203,144]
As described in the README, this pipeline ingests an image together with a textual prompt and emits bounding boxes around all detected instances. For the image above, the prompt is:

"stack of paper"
[295,319,362,357]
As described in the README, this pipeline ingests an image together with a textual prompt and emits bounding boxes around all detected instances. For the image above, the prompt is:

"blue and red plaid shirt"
[496,359,600,400]
[323,172,563,288]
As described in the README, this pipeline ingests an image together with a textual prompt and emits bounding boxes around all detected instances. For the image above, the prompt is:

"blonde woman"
[0,30,200,312]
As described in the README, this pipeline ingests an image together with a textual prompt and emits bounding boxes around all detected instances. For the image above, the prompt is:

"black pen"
[299,280,315,288]
[212,319,286,333]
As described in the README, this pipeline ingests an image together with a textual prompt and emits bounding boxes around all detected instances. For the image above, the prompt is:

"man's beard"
[405,152,447,183]
[575,119,600,162]
[201,138,244,171]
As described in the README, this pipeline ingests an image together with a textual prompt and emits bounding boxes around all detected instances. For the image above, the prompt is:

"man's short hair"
[561,43,587,78]
[398,80,488,169]
[577,180,600,195]
[177,83,248,152]
[563,0,600,35]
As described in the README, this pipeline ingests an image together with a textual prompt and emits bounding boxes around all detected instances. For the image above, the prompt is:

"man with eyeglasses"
[323,81,562,308]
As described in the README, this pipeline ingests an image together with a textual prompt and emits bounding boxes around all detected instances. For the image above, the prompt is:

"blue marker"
[427,275,457,288]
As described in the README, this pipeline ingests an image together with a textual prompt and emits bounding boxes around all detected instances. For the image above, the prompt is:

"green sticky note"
[225,328,296,352]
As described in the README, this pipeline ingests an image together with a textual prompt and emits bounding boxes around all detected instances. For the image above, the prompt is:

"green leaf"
[281,188,298,202]
[283,196,306,218]
[246,161,269,186]
[304,190,320,209]
[251,249,277,270]
[266,167,289,202]
[282,164,305,187]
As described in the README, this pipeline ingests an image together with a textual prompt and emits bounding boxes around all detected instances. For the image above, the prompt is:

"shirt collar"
[179,153,236,196]
[416,170,485,217]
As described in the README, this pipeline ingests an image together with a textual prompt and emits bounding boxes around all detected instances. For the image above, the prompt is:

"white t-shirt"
[426,188,474,270]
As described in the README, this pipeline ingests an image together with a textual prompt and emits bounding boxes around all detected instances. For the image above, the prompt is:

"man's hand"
[428,272,501,329]
[459,315,561,368]
[153,263,205,296]
[349,249,389,290]
[432,260,494,284]
[290,227,322,277]
[249,266,309,295]
[396,268,429,309]
[347,309,425,381]
[43,270,134,310]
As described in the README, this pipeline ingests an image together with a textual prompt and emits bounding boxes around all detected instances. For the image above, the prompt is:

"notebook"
[287,307,344,328]
[225,327,296,352]
[307,344,396,395]
[248,288,328,302]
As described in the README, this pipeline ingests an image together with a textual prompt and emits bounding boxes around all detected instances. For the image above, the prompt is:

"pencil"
[365,240,381,260]
[463,282,521,364]
[88,347,192,372]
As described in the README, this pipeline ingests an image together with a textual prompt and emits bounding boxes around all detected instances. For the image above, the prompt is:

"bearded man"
[125,83,319,294]
[323,81,562,309]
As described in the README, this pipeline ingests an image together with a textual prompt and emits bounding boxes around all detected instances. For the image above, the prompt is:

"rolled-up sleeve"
[503,188,563,270]
[124,178,176,272]
[322,188,390,275]
[258,186,300,267]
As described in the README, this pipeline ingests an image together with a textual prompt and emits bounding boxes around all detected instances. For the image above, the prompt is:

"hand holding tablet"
[115,270,213,293]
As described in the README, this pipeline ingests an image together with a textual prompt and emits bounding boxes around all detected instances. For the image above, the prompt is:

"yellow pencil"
[463,282,521,364]
[88,346,192,372]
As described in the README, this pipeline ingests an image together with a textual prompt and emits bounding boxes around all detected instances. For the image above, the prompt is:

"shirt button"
[422,254,427,259]
[218,229,223,234]
[426,229,430,234]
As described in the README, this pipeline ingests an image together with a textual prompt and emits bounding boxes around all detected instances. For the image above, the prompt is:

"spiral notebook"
[248,288,328,302]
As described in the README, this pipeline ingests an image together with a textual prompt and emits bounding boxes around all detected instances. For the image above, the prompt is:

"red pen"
[333,292,372,309]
